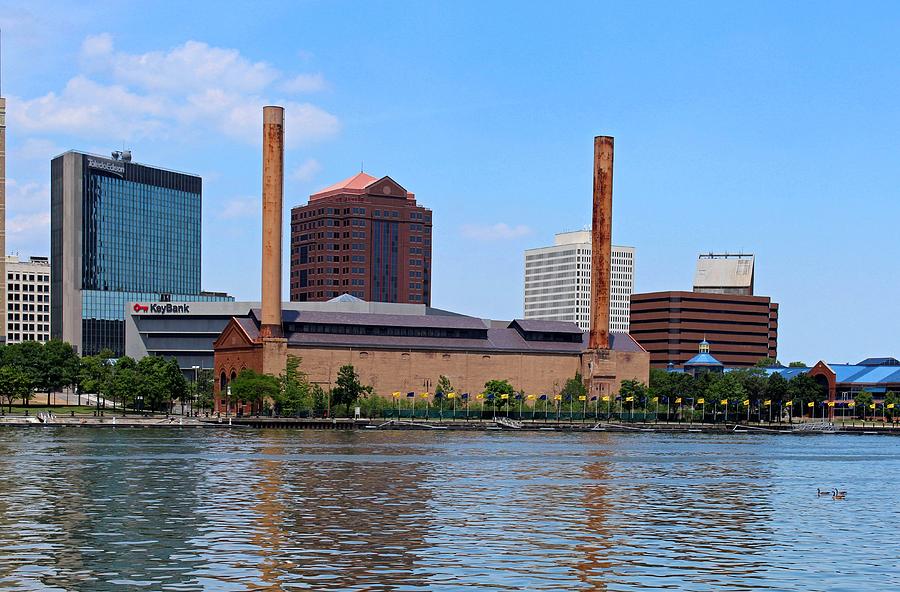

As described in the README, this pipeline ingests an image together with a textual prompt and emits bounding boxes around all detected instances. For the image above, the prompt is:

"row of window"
[7,333,48,342]
[7,314,48,322]
[8,284,49,292]
[9,293,48,302]
[8,322,49,331]
[7,273,49,282]
[8,303,49,312]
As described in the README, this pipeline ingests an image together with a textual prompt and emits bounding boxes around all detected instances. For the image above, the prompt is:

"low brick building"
[212,307,649,413]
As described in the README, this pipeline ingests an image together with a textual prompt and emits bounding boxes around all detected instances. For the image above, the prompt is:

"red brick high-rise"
[289,172,432,304]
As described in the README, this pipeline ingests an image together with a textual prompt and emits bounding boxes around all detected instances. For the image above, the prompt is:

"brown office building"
[290,172,432,304]
[629,291,778,368]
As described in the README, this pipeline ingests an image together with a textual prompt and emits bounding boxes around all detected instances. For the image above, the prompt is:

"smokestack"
[260,106,284,338]
[589,135,613,350]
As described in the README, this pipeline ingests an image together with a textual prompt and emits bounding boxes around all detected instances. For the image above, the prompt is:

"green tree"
[618,379,648,407]
[230,369,280,415]
[194,369,215,412]
[435,375,454,397]
[484,378,515,408]
[277,355,312,416]
[885,390,899,422]
[853,390,873,420]
[787,374,826,415]
[43,341,80,403]
[311,384,328,416]
[0,366,34,412]
[788,361,807,368]
[107,356,139,413]
[765,372,788,404]
[331,364,373,415]
[79,355,111,409]
[707,372,747,418]
[755,357,781,367]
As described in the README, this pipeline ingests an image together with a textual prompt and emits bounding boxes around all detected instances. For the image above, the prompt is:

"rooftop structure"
[693,253,754,295]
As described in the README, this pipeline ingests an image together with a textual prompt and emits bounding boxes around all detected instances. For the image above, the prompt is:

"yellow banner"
[476,393,485,400]
[578,395,587,401]
[652,397,659,402]
[827,401,835,407]
[554,395,562,401]
[888,403,896,409]
[697,398,704,404]
[743,399,750,406]
[719,399,728,405]
[675,397,682,404]
[848,402,855,408]
[601,396,610,401]
[625,396,634,402]
[391,391,401,398]
[527,394,536,400]
[764,400,771,406]
[869,403,876,409]
[421,393,430,399]
[807,401,814,407]
[447,393,456,399]
[500,393,509,400]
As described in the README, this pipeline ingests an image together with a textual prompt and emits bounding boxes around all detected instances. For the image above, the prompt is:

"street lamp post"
[191,365,200,417]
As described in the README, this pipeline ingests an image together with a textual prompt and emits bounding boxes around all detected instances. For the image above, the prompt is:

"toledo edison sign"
[133,303,191,314]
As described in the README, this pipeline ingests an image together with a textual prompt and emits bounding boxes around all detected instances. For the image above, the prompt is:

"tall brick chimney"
[589,135,613,350]
[260,106,284,338]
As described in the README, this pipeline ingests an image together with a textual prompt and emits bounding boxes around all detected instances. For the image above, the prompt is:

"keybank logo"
[133,303,191,314]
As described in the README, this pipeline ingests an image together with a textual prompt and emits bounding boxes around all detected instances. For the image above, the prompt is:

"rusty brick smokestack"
[260,106,284,338]
[589,135,613,350]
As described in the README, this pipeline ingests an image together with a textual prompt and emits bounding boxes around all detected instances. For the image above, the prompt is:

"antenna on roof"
[360,161,364,173]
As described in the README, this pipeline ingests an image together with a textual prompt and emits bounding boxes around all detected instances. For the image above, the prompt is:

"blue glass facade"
[75,154,230,356]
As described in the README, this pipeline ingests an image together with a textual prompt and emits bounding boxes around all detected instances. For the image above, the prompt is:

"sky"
[1,1,899,365]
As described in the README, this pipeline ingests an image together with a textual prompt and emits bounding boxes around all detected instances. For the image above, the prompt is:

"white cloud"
[461,222,533,240]
[11,34,339,146]
[6,179,50,212]
[8,212,50,234]
[217,197,259,220]
[290,158,322,182]
[281,73,327,94]
[17,139,65,161]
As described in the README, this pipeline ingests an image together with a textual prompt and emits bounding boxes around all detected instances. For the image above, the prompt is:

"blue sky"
[2,1,899,364]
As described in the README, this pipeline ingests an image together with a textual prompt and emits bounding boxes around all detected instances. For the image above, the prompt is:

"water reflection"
[0,429,898,590]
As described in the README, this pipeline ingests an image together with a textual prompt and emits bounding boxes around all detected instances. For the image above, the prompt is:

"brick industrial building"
[214,108,649,410]
[629,291,778,368]
[289,172,432,304]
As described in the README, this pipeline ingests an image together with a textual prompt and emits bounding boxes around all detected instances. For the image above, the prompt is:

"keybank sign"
[87,157,126,177]
[133,303,191,314]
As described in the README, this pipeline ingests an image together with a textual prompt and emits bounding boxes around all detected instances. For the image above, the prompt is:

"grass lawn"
[2,405,111,415]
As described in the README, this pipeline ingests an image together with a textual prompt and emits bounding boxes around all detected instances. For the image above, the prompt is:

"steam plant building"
[524,230,633,332]
[290,172,432,304]
[50,150,232,356]
[213,109,649,411]
[630,253,778,368]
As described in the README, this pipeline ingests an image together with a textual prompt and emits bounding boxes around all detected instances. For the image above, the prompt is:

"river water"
[0,428,897,591]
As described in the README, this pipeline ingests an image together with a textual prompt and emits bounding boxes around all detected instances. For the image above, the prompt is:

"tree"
[618,379,648,407]
[853,390,873,420]
[79,355,111,408]
[484,378,515,408]
[231,369,280,415]
[788,361,807,368]
[435,375,454,397]
[0,366,33,412]
[107,356,139,413]
[787,374,826,415]
[277,355,312,416]
[885,391,899,423]
[766,372,788,404]
[43,341,80,404]
[331,364,373,415]
[194,369,215,412]
[755,357,781,367]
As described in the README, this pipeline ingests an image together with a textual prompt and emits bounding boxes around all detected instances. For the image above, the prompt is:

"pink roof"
[310,172,377,200]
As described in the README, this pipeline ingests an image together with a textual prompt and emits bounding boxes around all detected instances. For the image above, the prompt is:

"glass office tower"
[51,151,232,356]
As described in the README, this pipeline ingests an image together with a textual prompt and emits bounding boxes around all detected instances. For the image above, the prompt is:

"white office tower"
[523,230,634,332]
[5,255,51,343]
